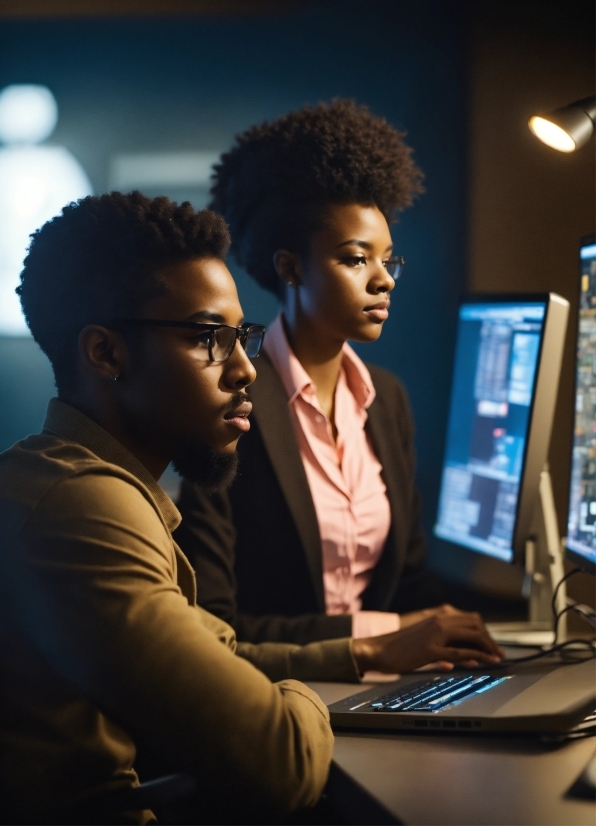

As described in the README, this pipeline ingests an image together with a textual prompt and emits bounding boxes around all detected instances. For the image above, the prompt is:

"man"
[0,192,501,824]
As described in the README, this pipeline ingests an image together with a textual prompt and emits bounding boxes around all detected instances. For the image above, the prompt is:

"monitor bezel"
[434,291,569,565]
[566,544,596,577]
[565,235,596,577]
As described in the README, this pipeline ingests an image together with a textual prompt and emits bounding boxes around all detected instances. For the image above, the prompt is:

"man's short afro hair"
[209,98,424,298]
[17,190,230,393]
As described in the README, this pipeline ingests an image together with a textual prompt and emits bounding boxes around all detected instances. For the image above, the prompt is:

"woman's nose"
[371,260,396,293]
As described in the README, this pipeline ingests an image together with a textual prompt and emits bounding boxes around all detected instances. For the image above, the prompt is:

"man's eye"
[344,255,367,268]
[192,334,210,348]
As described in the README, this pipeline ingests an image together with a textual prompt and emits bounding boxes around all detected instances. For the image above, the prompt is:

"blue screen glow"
[434,301,547,561]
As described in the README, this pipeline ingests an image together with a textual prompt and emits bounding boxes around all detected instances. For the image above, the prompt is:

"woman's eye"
[344,255,367,268]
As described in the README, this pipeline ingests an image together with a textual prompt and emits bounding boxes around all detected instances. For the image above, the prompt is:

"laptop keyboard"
[352,674,511,713]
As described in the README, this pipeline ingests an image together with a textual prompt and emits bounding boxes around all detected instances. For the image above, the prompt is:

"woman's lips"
[223,401,252,433]
[363,299,390,322]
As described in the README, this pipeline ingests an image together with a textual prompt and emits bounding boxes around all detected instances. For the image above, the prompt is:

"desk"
[308,682,596,826]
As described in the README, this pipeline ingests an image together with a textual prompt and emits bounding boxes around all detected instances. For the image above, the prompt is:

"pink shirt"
[264,314,399,639]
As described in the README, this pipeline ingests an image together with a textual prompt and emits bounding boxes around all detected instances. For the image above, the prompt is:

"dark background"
[0,0,593,613]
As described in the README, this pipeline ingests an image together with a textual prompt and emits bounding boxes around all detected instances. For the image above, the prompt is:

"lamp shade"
[528,96,595,152]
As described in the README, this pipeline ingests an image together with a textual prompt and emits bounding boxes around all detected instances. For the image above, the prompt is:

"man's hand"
[351,611,504,675]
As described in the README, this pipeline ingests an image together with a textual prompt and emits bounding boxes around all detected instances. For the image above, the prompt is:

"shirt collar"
[263,312,376,410]
[42,398,181,533]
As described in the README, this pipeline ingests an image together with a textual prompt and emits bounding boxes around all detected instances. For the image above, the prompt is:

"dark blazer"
[175,352,442,645]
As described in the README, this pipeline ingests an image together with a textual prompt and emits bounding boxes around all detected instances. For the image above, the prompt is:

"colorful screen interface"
[434,301,547,562]
[567,241,596,572]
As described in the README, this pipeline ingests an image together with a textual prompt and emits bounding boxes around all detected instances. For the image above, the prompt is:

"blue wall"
[0,1,467,562]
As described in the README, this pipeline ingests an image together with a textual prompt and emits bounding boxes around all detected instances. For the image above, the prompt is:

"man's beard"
[171,439,239,492]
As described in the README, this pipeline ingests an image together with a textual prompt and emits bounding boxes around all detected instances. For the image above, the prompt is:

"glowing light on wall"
[0,84,93,336]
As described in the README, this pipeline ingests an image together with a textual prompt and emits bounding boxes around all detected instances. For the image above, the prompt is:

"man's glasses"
[384,256,406,280]
[116,319,265,363]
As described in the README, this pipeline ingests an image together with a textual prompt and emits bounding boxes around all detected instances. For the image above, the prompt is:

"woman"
[175,100,459,645]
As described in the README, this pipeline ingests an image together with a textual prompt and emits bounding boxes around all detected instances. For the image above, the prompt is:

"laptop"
[330,286,596,734]
[327,656,596,734]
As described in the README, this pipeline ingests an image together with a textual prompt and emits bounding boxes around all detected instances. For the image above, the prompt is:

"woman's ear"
[273,249,302,289]
[78,325,128,382]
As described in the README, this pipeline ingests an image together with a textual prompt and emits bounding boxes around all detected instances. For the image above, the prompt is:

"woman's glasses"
[116,319,265,363]
[384,256,406,280]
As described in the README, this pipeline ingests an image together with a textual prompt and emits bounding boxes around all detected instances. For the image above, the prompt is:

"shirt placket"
[301,385,357,612]
[334,406,358,612]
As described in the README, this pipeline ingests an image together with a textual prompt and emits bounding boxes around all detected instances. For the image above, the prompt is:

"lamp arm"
[575,95,596,123]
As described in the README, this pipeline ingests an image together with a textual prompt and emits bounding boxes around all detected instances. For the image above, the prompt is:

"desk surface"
[308,682,596,826]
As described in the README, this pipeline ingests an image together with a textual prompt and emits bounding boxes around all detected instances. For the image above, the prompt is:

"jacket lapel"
[249,354,326,611]
[364,394,403,609]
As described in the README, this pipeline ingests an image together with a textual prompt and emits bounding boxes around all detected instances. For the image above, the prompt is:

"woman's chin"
[349,322,385,344]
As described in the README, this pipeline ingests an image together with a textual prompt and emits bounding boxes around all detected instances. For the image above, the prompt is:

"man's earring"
[112,373,120,382]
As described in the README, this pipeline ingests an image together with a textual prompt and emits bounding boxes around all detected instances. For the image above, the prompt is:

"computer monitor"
[566,236,596,577]
[434,293,569,564]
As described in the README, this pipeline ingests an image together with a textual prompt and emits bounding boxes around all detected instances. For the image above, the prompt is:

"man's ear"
[272,249,303,290]
[78,325,128,382]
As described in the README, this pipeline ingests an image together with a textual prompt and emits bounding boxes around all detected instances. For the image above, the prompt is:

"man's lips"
[363,298,390,321]
[223,400,252,433]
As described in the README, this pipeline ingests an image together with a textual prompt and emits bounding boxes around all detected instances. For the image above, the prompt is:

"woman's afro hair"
[209,98,424,298]
[18,190,230,392]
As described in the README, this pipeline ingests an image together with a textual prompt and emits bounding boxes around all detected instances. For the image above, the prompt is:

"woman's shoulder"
[248,350,288,408]
[364,362,409,400]
[364,363,416,444]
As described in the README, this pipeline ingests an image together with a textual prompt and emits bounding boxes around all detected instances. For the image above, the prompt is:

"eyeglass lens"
[211,327,237,362]
[385,257,405,280]
[244,327,264,358]
[210,325,264,362]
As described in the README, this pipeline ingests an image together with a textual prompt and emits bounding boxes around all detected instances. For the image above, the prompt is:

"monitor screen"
[434,299,549,562]
[566,238,596,576]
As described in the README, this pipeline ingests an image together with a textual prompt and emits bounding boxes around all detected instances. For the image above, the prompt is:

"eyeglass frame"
[111,318,266,363]
[384,256,405,280]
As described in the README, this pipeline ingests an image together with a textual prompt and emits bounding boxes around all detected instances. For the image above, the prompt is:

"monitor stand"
[487,466,567,646]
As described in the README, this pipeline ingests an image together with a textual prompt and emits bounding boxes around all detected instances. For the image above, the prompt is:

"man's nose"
[223,340,257,389]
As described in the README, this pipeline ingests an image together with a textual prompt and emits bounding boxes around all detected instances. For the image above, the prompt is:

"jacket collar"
[249,353,326,609]
[43,398,181,534]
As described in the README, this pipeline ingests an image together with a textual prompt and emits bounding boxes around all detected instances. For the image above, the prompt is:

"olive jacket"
[0,400,356,824]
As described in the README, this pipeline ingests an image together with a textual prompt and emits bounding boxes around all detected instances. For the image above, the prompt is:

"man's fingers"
[441,647,503,665]
[436,604,463,616]
[417,660,455,672]
[433,616,502,657]
[459,629,502,657]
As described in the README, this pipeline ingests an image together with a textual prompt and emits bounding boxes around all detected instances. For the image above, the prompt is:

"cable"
[554,604,584,645]
[500,567,594,651]
[496,637,595,667]
[568,602,596,629]
[492,578,596,663]
[552,568,596,643]
[551,566,581,628]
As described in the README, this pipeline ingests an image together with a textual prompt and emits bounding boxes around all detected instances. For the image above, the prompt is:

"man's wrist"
[351,637,376,675]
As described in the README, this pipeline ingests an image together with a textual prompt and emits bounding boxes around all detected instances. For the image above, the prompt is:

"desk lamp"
[528,96,595,152]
